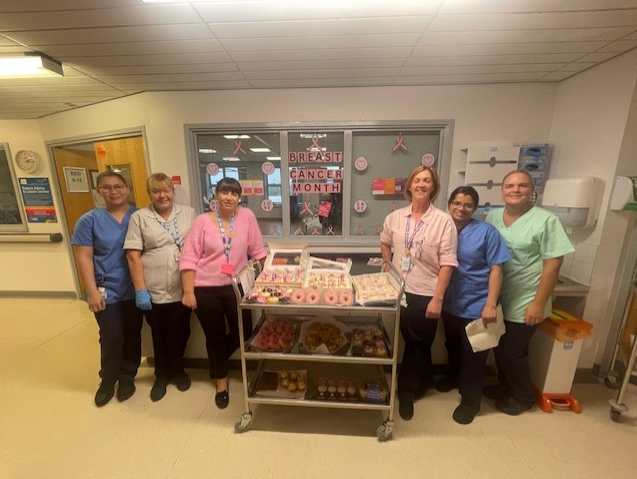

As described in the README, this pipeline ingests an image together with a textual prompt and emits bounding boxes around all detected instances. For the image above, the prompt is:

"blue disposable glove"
[135,289,152,311]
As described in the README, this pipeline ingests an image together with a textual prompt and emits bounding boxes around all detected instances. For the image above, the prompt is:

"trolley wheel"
[376,420,394,442]
[605,376,621,390]
[234,413,253,433]
[610,408,621,422]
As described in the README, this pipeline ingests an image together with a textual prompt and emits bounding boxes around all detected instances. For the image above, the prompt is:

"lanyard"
[156,215,181,251]
[404,215,424,255]
[217,213,235,262]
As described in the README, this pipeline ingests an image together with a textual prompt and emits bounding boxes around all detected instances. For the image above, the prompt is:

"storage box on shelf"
[232,259,404,441]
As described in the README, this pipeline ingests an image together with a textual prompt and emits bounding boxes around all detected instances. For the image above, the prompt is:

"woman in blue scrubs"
[441,186,511,424]
[72,172,143,407]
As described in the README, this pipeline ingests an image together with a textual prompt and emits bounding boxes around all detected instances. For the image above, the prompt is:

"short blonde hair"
[146,172,174,194]
[404,165,440,202]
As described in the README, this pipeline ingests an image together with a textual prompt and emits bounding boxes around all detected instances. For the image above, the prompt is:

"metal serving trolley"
[607,284,637,421]
[231,261,404,441]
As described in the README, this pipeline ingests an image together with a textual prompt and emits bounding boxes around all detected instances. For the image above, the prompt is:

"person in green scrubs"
[485,170,574,415]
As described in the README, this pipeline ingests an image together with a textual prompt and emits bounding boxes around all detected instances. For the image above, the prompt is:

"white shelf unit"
[232,261,404,441]
[459,143,520,208]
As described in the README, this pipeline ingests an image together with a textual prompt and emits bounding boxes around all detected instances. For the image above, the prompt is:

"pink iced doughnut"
[338,290,354,305]
[290,289,307,304]
[306,289,321,304]
[323,289,339,305]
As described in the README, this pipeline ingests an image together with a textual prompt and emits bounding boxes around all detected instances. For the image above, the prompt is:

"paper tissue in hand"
[465,319,506,353]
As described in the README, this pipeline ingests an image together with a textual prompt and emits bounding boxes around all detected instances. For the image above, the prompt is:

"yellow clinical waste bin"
[529,308,593,413]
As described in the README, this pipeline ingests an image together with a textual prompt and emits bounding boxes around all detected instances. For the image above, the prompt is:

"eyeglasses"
[450,200,475,210]
[98,184,127,192]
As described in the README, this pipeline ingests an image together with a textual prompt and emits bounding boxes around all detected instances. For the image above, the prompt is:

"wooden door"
[94,137,149,208]
[53,147,97,236]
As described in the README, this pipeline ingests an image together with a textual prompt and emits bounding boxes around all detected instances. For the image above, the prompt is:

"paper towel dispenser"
[541,177,604,228]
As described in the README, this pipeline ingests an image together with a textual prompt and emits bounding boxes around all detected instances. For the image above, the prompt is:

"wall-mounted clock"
[15,150,39,173]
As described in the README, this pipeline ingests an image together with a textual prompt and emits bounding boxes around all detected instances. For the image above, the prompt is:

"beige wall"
[548,48,637,368]
[0,120,76,293]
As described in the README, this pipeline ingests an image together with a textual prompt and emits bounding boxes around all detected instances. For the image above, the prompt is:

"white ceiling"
[1,0,637,120]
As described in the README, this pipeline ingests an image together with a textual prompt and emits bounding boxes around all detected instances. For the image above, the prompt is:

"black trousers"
[494,320,538,405]
[144,301,191,379]
[397,292,438,396]
[94,299,143,382]
[193,285,252,380]
[441,311,490,405]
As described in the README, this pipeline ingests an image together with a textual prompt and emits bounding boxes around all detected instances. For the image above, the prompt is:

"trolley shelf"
[232,260,403,441]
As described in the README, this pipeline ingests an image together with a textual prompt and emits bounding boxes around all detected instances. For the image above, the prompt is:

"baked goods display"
[314,376,389,404]
[255,369,307,400]
[250,319,297,352]
[255,268,305,288]
[351,272,400,305]
[298,319,349,355]
[304,271,351,290]
[350,326,389,358]
[245,285,294,304]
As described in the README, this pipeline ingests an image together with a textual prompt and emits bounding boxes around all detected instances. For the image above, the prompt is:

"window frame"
[0,144,28,232]
[186,120,454,248]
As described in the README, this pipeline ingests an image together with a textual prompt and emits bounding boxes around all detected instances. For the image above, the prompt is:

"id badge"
[400,255,412,272]
[221,263,236,276]
[174,251,181,262]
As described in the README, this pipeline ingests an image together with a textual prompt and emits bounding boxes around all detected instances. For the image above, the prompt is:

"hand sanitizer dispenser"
[541,177,604,228]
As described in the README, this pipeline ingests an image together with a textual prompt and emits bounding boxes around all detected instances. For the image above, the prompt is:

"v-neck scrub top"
[380,204,458,296]
[124,203,196,304]
[486,206,574,323]
[443,219,511,319]
[72,206,137,304]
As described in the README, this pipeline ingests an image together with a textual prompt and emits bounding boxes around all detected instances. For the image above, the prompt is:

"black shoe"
[495,396,534,416]
[453,402,480,425]
[215,390,229,409]
[172,372,191,392]
[95,380,116,407]
[151,377,168,402]
[398,393,415,421]
[483,383,510,400]
[117,378,136,402]
[435,376,459,393]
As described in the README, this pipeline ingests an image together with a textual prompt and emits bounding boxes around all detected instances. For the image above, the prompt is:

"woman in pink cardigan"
[180,178,267,409]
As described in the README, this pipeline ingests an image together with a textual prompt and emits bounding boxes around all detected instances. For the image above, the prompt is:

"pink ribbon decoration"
[307,133,321,151]
[355,225,365,236]
[300,200,314,216]
[325,225,335,235]
[311,225,321,235]
[271,225,280,236]
[233,140,247,155]
[373,224,382,235]
[392,132,408,152]
[294,225,304,236]
[390,202,397,212]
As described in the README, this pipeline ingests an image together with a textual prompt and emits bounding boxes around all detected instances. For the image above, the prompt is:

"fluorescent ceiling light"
[199,148,216,154]
[0,53,63,77]
[223,157,241,162]
[266,156,281,161]
[250,147,271,153]
[223,135,250,140]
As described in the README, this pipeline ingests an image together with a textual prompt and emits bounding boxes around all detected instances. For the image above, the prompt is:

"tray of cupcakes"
[255,369,308,400]
[312,376,389,404]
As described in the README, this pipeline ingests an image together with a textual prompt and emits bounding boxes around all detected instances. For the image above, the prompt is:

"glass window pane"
[350,130,440,236]
[288,132,344,236]
[195,132,282,237]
